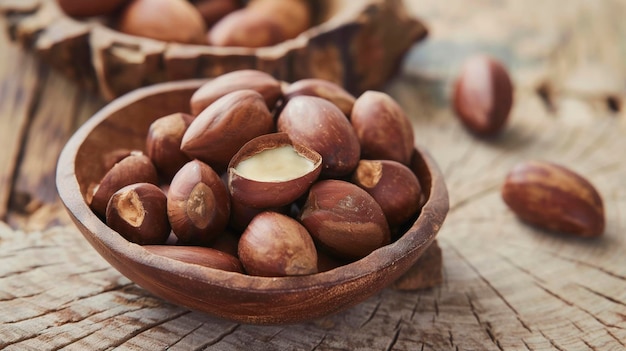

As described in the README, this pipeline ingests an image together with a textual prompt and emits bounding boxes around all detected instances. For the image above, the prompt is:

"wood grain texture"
[1,0,626,349]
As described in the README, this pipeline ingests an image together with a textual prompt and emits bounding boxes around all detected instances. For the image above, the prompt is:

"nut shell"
[283,78,356,116]
[117,0,207,44]
[352,159,424,227]
[351,91,414,165]
[501,160,605,237]
[300,179,391,260]
[146,112,194,182]
[143,245,243,272]
[278,96,360,178]
[190,70,282,115]
[105,183,170,245]
[208,8,287,48]
[238,211,318,277]
[56,0,129,17]
[167,160,231,244]
[181,90,275,171]
[228,133,322,208]
[89,152,159,218]
[453,55,514,136]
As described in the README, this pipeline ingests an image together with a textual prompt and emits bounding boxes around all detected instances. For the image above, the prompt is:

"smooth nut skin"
[146,112,194,182]
[89,152,159,218]
[167,160,231,245]
[351,91,415,165]
[352,160,424,228]
[246,0,311,40]
[143,245,243,273]
[238,211,318,277]
[189,70,282,115]
[181,90,274,172]
[453,55,514,137]
[283,78,356,116]
[208,8,286,48]
[501,160,605,237]
[105,183,170,245]
[278,96,360,178]
[228,133,322,208]
[117,0,207,44]
[56,0,129,17]
[300,180,391,260]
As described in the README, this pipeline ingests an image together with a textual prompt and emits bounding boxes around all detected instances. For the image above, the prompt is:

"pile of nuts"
[452,54,605,238]
[88,70,426,277]
[56,0,312,47]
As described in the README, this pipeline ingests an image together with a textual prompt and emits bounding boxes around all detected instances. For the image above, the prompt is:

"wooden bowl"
[55,79,448,324]
[2,0,427,101]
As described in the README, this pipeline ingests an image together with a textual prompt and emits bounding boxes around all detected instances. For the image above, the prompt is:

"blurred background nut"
[453,54,514,137]
[56,0,130,17]
[117,0,207,44]
[192,0,242,28]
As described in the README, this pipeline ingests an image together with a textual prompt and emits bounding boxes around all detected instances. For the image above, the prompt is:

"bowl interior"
[56,80,449,324]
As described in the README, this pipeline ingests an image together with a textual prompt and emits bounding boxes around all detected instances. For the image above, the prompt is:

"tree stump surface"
[1,0,626,350]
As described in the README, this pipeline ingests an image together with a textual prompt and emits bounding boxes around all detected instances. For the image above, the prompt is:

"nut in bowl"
[56,74,449,324]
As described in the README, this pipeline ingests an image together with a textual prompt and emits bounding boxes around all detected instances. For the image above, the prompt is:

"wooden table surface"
[2,0,626,350]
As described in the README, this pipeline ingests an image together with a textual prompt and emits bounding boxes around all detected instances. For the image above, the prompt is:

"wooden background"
[2,0,626,349]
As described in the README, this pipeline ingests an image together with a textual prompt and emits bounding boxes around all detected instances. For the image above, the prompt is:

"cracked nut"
[89,151,159,218]
[238,211,318,277]
[167,160,231,245]
[352,159,424,228]
[453,54,514,137]
[105,183,170,245]
[228,132,322,208]
[501,160,605,237]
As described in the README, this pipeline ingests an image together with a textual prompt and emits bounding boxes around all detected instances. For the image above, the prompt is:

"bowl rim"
[56,79,449,295]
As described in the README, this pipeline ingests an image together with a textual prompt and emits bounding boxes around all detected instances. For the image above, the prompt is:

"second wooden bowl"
[56,79,448,324]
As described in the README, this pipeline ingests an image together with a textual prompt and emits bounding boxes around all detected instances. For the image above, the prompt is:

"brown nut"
[167,160,231,245]
[146,112,194,182]
[117,0,207,44]
[352,159,424,228]
[89,151,159,218]
[181,90,274,171]
[453,55,514,137]
[278,96,360,178]
[143,245,243,273]
[228,133,322,208]
[228,198,289,233]
[501,160,605,237]
[283,78,356,116]
[56,0,130,17]
[208,8,286,48]
[105,183,170,245]
[246,0,312,40]
[192,0,241,27]
[300,179,391,260]
[190,70,282,115]
[351,91,415,165]
[238,211,318,277]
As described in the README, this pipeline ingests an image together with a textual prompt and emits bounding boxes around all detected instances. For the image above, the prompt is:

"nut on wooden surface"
[501,160,605,237]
